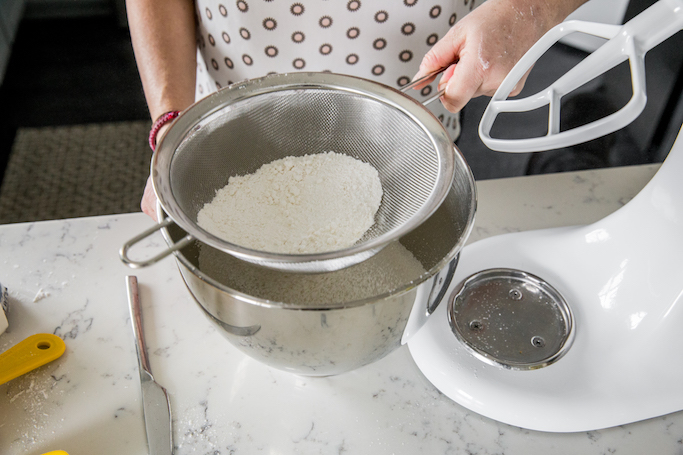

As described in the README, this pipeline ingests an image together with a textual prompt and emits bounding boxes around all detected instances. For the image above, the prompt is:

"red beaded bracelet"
[149,110,181,151]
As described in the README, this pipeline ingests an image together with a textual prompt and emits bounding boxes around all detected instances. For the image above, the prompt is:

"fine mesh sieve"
[121,72,457,272]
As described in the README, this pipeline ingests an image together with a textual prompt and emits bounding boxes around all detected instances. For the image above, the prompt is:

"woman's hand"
[140,122,174,221]
[140,175,158,221]
[413,0,588,113]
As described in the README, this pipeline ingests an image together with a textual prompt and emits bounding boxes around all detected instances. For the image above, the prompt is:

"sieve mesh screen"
[170,88,440,242]
[152,73,456,272]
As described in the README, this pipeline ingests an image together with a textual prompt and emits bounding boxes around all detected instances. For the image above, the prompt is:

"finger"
[411,63,456,90]
[141,199,157,221]
[476,65,532,99]
[440,56,485,113]
[438,64,457,86]
[141,176,158,222]
[509,67,533,97]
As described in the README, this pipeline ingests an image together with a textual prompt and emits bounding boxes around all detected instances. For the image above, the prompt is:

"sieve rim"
[152,72,456,269]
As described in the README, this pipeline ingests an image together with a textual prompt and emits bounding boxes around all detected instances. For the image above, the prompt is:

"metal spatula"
[126,276,174,455]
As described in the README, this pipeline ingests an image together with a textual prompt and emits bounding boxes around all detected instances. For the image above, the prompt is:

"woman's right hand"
[141,175,158,221]
[141,122,174,221]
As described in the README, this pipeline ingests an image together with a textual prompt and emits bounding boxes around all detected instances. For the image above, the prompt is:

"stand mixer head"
[409,0,683,432]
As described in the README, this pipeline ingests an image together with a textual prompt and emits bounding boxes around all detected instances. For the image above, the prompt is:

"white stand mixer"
[409,0,683,432]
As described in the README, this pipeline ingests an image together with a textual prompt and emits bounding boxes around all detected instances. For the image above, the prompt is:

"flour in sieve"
[197,152,383,254]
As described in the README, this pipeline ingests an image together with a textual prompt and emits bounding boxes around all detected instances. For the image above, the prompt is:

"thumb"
[440,56,485,113]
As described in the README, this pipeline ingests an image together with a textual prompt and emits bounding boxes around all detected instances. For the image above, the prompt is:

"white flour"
[197,152,383,254]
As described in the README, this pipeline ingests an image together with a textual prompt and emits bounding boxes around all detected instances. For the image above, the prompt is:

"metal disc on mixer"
[448,268,574,370]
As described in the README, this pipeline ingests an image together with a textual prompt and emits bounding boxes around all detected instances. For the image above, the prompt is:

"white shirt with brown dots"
[194,0,485,139]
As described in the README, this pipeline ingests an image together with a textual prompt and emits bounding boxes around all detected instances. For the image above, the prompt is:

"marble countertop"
[2,163,680,455]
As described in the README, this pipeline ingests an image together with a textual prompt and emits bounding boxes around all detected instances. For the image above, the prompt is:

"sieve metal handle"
[119,217,195,268]
[401,67,448,106]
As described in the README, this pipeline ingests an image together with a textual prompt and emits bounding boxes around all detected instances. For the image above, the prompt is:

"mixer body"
[410,127,683,431]
[411,0,683,431]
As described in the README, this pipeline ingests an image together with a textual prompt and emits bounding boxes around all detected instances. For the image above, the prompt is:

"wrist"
[149,110,181,151]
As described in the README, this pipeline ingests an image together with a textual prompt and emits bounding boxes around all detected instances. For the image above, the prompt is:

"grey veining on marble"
[1,163,681,455]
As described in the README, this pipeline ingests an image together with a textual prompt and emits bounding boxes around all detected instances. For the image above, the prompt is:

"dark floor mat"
[0,121,151,224]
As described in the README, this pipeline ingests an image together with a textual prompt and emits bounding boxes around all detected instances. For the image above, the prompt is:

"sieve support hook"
[119,217,195,268]
[400,66,449,106]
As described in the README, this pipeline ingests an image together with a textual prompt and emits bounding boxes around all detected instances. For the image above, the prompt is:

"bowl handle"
[119,217,195,268]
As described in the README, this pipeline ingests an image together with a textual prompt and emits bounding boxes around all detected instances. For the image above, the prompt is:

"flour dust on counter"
[3,369,67,450]
[197,151,383,254]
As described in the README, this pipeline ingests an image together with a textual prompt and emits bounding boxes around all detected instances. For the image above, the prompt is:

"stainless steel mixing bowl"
[159,148,475,376]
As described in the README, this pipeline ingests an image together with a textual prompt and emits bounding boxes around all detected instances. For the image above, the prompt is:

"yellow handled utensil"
[41,451,69,455]
[0,333,66,385]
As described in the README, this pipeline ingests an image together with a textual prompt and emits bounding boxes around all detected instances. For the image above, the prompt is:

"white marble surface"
[2,163,680,455]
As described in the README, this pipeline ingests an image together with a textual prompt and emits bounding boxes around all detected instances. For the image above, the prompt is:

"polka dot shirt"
[195,0,485,139]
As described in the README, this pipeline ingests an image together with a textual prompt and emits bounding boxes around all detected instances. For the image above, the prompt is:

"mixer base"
[410,127,683,432]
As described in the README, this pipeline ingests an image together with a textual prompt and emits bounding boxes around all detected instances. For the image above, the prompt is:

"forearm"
[126,0,197,121]
[506,0,590,34]
[466,0,591,65]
